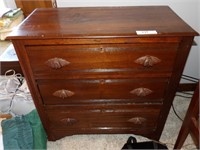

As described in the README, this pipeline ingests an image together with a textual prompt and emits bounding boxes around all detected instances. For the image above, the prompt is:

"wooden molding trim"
[0,61,23,75]
[178,83,198,92]
[0,114,12,119]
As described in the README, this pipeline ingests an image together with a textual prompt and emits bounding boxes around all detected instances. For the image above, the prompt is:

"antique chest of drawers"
[7,6,198,141]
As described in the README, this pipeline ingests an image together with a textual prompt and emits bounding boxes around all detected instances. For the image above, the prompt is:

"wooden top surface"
[7,6,198,39]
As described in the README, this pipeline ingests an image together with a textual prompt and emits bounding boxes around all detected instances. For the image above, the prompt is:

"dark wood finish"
[0,61,23,75]
[174,82,199,149]
[7,6,198,141]
[46,104,161,129]
[26,43,178,77]
[45,104,161,139]
[38,78,168,104]
[178,83,197,92]
[8,7,197,39]
[15,0,57,17]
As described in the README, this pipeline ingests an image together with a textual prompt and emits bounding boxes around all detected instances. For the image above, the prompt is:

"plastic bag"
[121,136,168,149]
[0,70,22,114]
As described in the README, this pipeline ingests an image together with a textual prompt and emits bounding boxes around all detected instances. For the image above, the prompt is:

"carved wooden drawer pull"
[130,88,153,97]
[128,117,146,124]
[135,55,161,67]
[45,57,70,69]
[53,89,74,99]
[61,118,78,126]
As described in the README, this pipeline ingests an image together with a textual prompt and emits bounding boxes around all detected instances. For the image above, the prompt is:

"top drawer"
[26,43,178,78]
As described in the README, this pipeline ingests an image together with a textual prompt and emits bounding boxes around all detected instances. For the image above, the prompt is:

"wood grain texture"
[26,43,178,78]
[7,6,198,141]
[46,104,161,129]
[38,78,168,104]
[7,6,198,40]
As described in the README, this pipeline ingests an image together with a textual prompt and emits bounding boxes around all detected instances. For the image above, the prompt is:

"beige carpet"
[47,95,197,150]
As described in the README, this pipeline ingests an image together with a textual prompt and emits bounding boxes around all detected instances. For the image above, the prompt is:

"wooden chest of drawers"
[7,6,198,141]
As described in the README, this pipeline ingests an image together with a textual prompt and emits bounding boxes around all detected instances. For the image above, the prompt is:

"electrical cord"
[182,74,199,81]
[171,75,197,148]
[174,90,193,121]
[181,74,199,83]
[176,91,193,99]
[176,74,198,98]
[175,94,192,99]
[181,77,198,83]
[180,91,194,96]
[172,103,183,122]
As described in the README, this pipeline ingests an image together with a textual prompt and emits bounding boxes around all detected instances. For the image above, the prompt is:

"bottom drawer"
[45,104,161,134]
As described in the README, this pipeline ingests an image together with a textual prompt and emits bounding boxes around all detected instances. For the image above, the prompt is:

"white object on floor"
[0,70,21,114]
[0,70,22,93]
[0,94,13,114]
[10,93,35,116]
[0,70,35,116]
[10,95,35,116]
[18,80,30,93]
[10,80,35,116]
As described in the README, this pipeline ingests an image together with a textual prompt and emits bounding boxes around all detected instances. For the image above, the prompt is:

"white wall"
[0,0,6,8]
[3,0,17,8]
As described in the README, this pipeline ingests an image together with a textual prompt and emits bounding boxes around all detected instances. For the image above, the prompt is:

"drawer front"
[45,104,161,130]
[38,78,168,105]
[26,43,178,77]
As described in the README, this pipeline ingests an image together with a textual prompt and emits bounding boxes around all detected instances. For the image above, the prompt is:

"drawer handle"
[61,118,78,126]
[130,88,153,97]
[128,117,146,124]
[135,55,161,67]
[45,57,70,69]
[53,89,74,99]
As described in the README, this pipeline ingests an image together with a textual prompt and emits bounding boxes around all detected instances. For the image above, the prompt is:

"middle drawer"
[37,78,168,105]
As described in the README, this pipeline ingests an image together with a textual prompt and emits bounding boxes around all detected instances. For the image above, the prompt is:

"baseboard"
[178,83,198,92]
